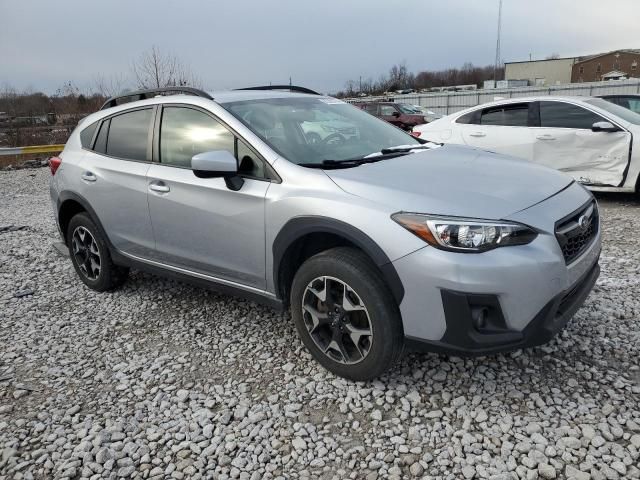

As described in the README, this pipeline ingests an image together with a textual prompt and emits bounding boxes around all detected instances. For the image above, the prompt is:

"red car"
[354,102,428,131]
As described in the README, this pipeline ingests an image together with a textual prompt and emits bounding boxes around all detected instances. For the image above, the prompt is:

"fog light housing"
[471,306,489,330]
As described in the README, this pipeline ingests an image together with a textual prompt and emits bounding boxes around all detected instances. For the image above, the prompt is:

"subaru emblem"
[578,214,590,231]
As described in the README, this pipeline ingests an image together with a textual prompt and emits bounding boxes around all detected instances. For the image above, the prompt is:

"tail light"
[410,131,422,138]
[49,156,62,175]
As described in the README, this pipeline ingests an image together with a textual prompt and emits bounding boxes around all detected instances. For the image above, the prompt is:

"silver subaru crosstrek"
[49,86,601,380]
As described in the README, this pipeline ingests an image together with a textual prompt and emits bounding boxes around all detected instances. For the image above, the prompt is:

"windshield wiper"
[298,142,444,169]
[376,142,441,155]
[298,152,408,169]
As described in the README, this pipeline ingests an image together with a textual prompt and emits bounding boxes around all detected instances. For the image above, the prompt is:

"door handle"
[81,171,97,182]
[469,132,486,137]
[536,134,556,140]
[149,181,170,193]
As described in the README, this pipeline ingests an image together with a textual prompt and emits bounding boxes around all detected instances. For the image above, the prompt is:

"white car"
[413,96,640,193]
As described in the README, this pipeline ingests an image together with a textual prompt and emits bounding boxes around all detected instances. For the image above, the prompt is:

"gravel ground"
[1,167,639,480]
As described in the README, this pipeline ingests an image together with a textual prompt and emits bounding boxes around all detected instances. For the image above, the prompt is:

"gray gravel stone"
[0,168,639,480]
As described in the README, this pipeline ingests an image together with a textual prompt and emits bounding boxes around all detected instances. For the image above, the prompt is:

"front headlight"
[392,213,538,252]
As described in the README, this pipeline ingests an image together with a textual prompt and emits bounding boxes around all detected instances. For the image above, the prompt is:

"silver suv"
[49,86,601,380]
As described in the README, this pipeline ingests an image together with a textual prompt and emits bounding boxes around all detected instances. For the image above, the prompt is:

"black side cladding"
[272,217,404,305]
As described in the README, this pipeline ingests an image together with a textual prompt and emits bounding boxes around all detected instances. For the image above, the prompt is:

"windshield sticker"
[319,98,346,105]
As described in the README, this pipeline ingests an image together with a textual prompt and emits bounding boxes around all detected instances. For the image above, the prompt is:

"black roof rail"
[100,87,213,110]
[234,85,320,95]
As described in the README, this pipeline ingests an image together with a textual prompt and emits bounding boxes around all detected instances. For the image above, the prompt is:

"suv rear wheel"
[67,213,129,291]
[290,247,403,380]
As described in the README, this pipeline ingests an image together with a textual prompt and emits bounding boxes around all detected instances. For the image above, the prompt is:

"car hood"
[404,114,426,121]
[324,145,573,219]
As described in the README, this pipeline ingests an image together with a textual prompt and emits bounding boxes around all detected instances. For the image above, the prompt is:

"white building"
[504,57,579,86]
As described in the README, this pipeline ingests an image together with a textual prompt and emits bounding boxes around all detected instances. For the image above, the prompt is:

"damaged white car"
[413,96,640,193]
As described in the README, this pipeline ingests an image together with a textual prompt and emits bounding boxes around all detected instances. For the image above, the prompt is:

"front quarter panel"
[264,160,426,295]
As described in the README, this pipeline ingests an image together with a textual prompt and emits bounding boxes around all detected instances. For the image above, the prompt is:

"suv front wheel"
[66,212,129,291]
[290,247,403,380]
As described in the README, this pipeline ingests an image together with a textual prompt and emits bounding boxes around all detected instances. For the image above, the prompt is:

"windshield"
[585,97,640,126]
[221,97,420,166]
[398,104,419,114]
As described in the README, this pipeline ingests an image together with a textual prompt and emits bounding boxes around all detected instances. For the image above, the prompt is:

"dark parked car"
[599,94,640,115]
[354,102,428,131]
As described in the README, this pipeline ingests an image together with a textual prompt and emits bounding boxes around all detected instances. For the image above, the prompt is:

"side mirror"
[191,150,244,191]
[392,111,401,118]
[591,121,618,133]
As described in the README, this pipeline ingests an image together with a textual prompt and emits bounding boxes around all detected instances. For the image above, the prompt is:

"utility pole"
[493,0,503,86]
[359,76,362,93]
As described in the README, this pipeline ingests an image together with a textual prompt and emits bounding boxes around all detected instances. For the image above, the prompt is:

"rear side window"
[80,121,98,148]
[105,109,153,160]
[480,104,529,126]
[539,101,604,129]
[456,111,477,124]
[160,107,234,168]
[94,120,109,154]
[362,104,378,115]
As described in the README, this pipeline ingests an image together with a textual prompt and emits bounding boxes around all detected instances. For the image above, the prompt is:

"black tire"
[290,247,404,381]
[66,212,129,292]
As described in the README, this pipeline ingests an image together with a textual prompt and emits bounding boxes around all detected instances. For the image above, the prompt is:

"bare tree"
[0,84,19,116]
[388,62,413,90]
[93,73,129,98]
[344,80,357,97]
[131,46,200,89]
[545,53,561,60]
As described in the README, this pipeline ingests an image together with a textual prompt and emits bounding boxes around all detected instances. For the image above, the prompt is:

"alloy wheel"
[302,276,373,364]
[71,226,101,280]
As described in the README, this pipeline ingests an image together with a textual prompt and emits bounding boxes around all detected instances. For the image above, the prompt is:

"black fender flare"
[272,216,405,305]
[56,191,114,250]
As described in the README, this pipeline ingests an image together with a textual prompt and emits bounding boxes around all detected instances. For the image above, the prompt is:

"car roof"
[210,90,321,103]
[77,89,330,128]
[451,95,599,116]
[598,93,640,98]
[482,95,595,105]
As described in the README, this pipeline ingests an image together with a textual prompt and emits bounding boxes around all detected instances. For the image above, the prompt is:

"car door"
[379,104,403,127]
[362,103,379,118]
[78,107,156,257]
[145,105,271,289]
[532,100,631,186]
[458,103,534,160]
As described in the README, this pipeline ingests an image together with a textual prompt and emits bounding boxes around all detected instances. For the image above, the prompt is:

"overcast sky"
[1,0,638,94]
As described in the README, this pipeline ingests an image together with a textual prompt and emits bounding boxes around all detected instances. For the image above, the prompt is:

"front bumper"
[393,182,600,355]
[405,260,599,355]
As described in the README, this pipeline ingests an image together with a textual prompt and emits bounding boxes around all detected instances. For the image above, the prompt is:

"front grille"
[555,201,598,264]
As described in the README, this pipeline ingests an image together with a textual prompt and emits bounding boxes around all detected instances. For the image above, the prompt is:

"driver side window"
[380,105,398,116]
[237,138,266,179]
[159,106,270,179]
[160,107,234,168]
[539,101,605,129]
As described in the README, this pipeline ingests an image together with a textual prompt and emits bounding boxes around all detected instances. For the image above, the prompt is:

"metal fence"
[0,144,64,156]
[348,79,640,116]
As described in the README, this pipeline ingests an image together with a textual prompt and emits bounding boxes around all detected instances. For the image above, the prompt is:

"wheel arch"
[57,191,113,250]
[272,216,404,307]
